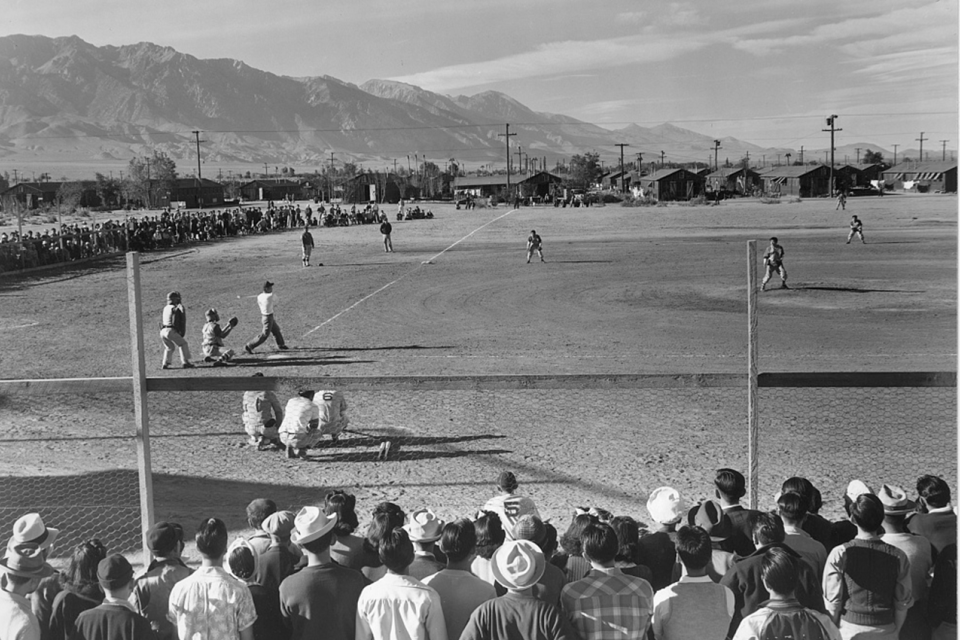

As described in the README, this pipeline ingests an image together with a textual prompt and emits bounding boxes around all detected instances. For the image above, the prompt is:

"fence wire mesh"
[1,379,955,562]
[0,393,141,562]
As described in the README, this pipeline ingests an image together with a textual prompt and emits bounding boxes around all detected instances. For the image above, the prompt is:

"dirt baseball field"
[0,194,956,562]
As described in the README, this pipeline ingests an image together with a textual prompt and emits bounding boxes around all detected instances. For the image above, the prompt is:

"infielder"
[201,308,237,366]
[846,215,865,244]
[380,218,393,252]
[278,390,321,459]
[761,237,789,291]
[526,230,544,263]
[244,281,289,354]
[314,389,349,443]
[301,228,315,267]
[159,291,195,369]
[242,372,284,449]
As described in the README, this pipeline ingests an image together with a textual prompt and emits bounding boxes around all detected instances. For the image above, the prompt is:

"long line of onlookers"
[2,469,955,640]
[0,202,384,273]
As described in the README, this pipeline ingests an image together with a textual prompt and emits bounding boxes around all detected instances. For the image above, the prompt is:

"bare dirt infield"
[1,194,956,561]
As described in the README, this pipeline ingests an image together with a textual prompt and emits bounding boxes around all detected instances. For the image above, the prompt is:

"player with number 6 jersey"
[314,389,349,442]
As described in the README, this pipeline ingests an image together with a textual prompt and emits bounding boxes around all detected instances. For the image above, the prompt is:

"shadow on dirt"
[798,286,924,293]
[319,345,454,352]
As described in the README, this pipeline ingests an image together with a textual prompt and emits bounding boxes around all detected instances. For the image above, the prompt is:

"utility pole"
[615,143,629,193]
[329,152,335,202]
[192,130,203,209]
[660,150,665,169]
[855,148,861,164]
[515,146,523,177]
[713,140,722,171]
[498,124,516,202]
[823,115,841,195]
[263,163,268,178]
[916,132,927,165]
[785,153,791,166]
[12,169,17,185]
[941,140,949,161]
[892,144,899,166]
[145,157,152,208]
[799,146,804,164]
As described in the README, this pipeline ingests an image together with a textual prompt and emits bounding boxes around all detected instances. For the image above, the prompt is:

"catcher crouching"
[202,308,238,366]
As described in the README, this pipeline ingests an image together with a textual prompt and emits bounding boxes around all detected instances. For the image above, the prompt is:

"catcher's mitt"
[228,316,239,327]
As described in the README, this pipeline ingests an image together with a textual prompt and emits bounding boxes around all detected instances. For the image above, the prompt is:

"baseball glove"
[228,316,239,327]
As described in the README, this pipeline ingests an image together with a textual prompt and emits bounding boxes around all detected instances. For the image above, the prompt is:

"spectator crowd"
[0,201,380,273]
[1,469,955,640]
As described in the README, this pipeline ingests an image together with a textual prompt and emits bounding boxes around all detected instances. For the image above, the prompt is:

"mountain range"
[0,34,920,179]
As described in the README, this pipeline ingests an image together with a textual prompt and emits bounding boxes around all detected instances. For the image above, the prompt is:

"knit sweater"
[823,536,913,626]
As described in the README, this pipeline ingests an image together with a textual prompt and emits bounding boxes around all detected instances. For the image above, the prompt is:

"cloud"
[616,11,645,25]
[390,34,710,92]
[644,2,706,30]
[732,2,956,56]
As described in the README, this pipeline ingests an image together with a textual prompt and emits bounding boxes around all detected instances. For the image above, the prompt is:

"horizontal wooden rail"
[758,371,957,388]
[0,372,954,395]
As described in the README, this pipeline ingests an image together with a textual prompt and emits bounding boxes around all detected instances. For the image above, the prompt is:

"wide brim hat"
[0,543,45,578]
[647,487,684,525]
[688,500,731,542]
[491,540,545,590]
[290,506,337,545]
[846,479,874,502]
[146,522,182,555]
[404,509,444,543]
[225,537,260,581]
[8,513,59,553]
[879,484,917,516]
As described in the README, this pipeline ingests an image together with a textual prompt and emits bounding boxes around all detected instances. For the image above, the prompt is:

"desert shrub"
[620,194,658,207]
[682,195,708,206]
[601,193,622,204]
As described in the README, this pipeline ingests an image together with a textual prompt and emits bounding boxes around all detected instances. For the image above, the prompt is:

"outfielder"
[761,237,789,291]
[380,218,393,252]
[526,230,544,263]
[301,228,315,267]
[159,291,195,369]
[314,390,349,443]
[846,215,865,244]
[201,308,237,366]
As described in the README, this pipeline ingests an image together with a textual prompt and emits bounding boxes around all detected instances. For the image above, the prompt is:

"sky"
[2,0,957,153]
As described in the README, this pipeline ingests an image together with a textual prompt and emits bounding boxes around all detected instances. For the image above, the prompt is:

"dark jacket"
[720,542,825,638]
[723,505,761,557]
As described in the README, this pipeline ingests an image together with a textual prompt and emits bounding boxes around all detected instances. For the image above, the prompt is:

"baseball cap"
[146,522,182,556]
[97,554,134,590]
[264,280,274,288]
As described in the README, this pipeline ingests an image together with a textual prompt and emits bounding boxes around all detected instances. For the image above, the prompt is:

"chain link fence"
[1,376,955,563]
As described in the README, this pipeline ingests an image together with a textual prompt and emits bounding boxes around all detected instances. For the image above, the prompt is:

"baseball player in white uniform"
[278,390,321,459]
[526,230,544,263]
[846,216,865,244]
[761,237,789,291]
[314,390,350,443]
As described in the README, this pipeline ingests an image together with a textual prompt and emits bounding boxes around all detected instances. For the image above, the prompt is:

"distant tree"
[341,162,358,178]
[94,173,120,208]
[57,181,84,213]
[287,167,296,177]
[0,173,8,193]
[244,171,252,179]
[567,152,601,190]
[38,172,51,182]
[127,151,177,207]
[863,150,884,165]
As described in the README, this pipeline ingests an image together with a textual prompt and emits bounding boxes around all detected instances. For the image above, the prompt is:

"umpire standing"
[244,281,289,354]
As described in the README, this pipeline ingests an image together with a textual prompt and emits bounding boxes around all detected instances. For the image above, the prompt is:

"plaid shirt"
[561,566,655,640]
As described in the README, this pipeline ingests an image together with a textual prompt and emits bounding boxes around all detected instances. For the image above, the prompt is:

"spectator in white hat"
[879,483,933,640]
[0,543,46,640]
[355,527,447,640]
[639,487,684,592]
[280,506,366,640]
[404,510,445,582]
[831,479,875,550]
[423,519,496,640]
[461,540,577,640]
[8,512,61,636]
